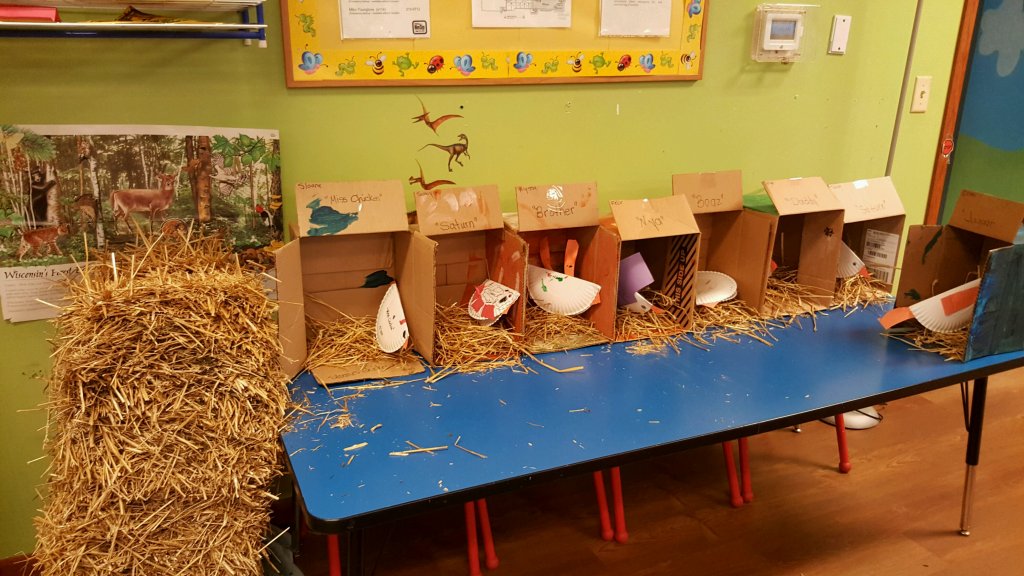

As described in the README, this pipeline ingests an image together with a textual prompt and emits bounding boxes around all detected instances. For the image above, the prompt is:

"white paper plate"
[836,241,868,278]
[375,283,410,353]
[909,279,980,333]
[468,279,521,325]
[695,271,738,307]
[624,292,654,314]
[527,264,602,316]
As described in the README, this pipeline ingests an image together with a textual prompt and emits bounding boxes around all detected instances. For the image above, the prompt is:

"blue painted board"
[282,305,1024,531]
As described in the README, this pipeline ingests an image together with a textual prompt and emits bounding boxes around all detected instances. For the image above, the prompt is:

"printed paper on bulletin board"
[281,0,709,87]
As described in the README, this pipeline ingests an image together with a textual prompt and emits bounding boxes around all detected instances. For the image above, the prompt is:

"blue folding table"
[281,306,1024,575]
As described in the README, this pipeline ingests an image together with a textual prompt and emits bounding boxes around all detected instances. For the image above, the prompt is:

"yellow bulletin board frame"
[281,0,709,87]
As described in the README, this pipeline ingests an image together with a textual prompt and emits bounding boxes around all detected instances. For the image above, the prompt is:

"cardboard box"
[413,185,528,336]
[894,189,1024,361]
[829,176,906,289]
[607,195,701,335]
[744,177,846,311]
[673,169,777,311]
[277,181,436,384]
[506,183,620,347]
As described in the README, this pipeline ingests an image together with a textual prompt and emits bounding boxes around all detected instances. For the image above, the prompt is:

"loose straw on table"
[884,327,968,361]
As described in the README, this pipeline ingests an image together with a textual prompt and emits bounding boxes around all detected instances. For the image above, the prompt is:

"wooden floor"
[287,368,1024,576]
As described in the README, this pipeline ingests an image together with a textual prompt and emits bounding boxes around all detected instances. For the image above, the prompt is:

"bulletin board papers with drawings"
[282,0,709,87]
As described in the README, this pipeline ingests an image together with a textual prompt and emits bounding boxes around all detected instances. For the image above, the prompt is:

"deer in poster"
[110,172,178,233]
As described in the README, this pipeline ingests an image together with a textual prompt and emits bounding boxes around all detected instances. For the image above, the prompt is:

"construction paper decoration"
[375,283,410,353]
[836,241,869,278]
[695,271,738,306]
[618,252,655,307]
[880,279,980,333]
[909,279,981,333]
[527,264,602,316]
[468,279,521,326]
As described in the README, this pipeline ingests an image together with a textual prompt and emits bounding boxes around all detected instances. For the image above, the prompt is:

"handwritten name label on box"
[415,185,503,236]
[610,195,700,241]
[514,183,599,231]
[295,180,409,237]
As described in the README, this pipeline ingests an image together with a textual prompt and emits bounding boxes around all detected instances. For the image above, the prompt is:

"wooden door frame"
[924,0,981,224]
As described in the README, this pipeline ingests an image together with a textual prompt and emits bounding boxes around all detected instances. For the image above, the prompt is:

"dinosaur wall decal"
[412,96,462,134]
[420,134,470,172]
[409,160,456,191]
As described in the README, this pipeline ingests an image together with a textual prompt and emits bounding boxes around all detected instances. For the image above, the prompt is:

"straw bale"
[34,232,290,576]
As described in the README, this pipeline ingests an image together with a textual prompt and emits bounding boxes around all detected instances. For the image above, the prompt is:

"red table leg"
[326,534,343,576]
[722,442,743,508]
[609,467,628,543]
[476,498,499,570]
[593,471,614,541]
[465,501,482,576]
[738,437,754,503]
[834,413,852,473]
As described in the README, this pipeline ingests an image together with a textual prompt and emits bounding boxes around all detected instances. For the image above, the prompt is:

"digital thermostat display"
[770,19,798,40]
[762,13,803,51]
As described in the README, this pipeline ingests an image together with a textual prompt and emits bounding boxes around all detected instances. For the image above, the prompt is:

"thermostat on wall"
[752,4,810,63]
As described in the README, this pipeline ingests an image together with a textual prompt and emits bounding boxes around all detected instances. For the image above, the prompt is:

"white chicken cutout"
[375,283,410,353]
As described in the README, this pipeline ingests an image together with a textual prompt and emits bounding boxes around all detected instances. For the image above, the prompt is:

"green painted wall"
[0,1,962,556]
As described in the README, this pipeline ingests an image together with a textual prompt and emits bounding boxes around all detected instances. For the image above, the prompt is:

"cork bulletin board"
[281,0,709,87]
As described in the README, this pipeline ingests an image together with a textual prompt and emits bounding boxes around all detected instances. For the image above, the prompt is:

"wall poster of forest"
[0,124,282,322]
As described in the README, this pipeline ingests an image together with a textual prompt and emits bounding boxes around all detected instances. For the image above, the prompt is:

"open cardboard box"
[413,185,528,339]
[505,182,619,349]
[743,177,846,312]
[277,180,436,385]
[672,169,775,311]
[893,189,1024,361]
[606,195,701,337]
[830,176,906,290]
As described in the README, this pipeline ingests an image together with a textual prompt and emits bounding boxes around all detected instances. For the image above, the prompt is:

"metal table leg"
[959,377,988,536]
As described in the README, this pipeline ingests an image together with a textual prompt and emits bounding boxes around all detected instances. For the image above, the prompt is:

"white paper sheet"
[0,264,78,322]
[473,0,571,29]
[340,0,431,39]
[600,0,671,37]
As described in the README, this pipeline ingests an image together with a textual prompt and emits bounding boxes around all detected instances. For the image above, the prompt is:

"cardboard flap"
[485,228,528,334]
[608,196,700,241]
[794,210,844,306]
[672,170,744,214]
[949,190,1024,244]
[274,239,307,380]
[830,176,906,223]
[762,177,843,216]
[514,183,599,231]
[414,185,503,236]
[735,210,777,312]
[295,180,409,237]
[894,225,946,307]
[580,225,620,340]
[395,230,438,363]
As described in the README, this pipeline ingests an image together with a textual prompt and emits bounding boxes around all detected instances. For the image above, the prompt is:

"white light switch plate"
[829,15,852,54]
[911,76,932,113]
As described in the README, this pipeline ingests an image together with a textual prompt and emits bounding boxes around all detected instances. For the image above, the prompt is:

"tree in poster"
[0,125,57,225]
[211,134,277,228]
